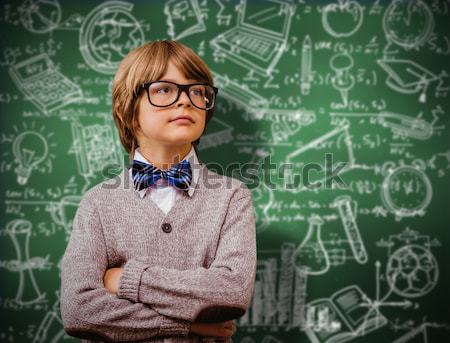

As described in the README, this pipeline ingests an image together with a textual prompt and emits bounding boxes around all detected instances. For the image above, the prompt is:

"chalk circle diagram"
[382,0,434,49]
[322,0,364,38]
[79,1,145,74]
[386,245,438,298]
[381,165,432,220]
[19,0,62,34]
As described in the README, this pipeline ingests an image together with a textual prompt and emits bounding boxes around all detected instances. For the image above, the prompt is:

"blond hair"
[112,40,215,161]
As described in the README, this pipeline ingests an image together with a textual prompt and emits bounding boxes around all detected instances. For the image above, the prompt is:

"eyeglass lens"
[148,82,215,110]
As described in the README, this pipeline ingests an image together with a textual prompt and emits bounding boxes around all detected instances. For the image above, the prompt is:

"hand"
[189,320,236,338]
[103,268,124,295]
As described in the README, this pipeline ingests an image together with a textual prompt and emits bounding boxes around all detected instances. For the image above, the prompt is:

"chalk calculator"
[9,53,82,114]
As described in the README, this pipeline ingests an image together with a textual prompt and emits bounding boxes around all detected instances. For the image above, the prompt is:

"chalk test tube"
[333,195,368,264]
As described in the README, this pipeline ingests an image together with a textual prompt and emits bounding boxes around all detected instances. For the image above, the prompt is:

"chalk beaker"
[293,215,330,275]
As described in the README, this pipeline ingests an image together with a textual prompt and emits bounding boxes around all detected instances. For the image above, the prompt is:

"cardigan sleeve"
[60,192,191,342]
[117,185,257,322]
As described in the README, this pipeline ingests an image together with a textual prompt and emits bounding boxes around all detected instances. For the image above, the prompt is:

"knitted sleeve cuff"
[158,316,191,336]
[117,258,149,302]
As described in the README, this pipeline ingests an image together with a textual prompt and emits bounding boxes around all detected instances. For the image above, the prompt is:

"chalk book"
[305,285,387,343]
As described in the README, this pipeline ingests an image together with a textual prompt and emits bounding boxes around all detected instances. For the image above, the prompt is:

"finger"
[230,322,237,335]
[225,321,235,329]
[222,323,232,329]
[225,324,236,334]
[224,320,234,327]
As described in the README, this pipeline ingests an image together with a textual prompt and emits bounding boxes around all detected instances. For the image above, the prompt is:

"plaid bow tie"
[131,159,192,193]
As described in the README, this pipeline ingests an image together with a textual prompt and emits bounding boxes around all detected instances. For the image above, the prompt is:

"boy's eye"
[149,82,177,96]
[157,87,172,94]
[190,87,204,96]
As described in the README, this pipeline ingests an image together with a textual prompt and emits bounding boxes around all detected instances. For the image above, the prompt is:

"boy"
[60,40,257,343]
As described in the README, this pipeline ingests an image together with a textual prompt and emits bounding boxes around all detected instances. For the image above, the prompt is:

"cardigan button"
[161,223,172,233]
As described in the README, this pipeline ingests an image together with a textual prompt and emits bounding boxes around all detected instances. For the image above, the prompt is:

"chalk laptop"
[210,0,294,76]
[9,53,82,114]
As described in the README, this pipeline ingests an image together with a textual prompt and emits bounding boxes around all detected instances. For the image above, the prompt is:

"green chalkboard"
[1,0,450,342]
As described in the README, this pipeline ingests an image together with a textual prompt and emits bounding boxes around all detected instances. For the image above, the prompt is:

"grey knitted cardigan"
[60,163,257,342]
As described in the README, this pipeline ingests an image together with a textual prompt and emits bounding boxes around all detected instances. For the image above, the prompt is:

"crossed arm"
[60,186,256,342]
[103,269,236,337]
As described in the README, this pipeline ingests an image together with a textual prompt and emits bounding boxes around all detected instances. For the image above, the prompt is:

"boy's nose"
[177,90,191,107]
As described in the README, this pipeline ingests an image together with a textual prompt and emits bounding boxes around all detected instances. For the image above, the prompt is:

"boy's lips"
[170,115,194,123]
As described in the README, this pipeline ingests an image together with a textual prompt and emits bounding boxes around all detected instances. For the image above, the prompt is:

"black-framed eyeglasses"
[135,81,219,111]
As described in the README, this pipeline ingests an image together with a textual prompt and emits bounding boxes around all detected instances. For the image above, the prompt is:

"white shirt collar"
[130,145,201,198]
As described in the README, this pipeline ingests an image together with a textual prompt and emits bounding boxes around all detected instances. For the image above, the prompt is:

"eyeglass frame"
[134,80,219,111]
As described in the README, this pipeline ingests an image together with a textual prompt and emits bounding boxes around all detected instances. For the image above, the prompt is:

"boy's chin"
[166,133,201,144]
[163,137,197,146]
